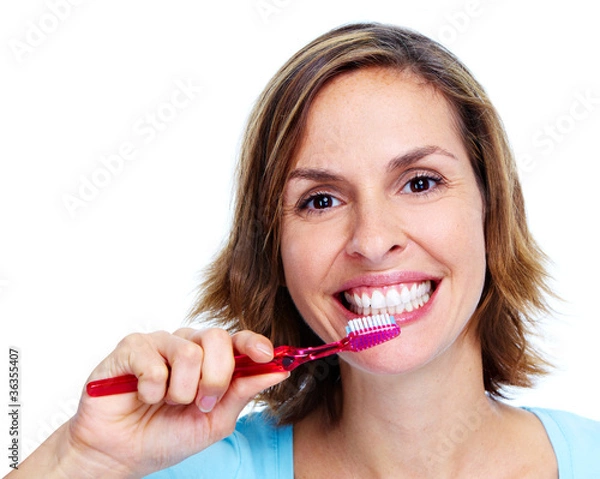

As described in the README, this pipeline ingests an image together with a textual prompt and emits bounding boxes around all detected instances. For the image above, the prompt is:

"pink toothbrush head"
[86,314,400,397]
[344,314,400,352]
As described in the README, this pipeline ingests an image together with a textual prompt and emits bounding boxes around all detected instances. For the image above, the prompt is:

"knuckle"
[173,327,197,339]
[166,388,195,405]
[203,327,232,341]
[142,363,169,384]
[177,341,203,365]
[118,330,170,351]
[231,329,251,343]
[149,330,171,342]
[199,376,226,392]
[118,332,147,350]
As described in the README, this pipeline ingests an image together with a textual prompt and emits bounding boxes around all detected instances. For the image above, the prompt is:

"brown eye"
[311,194,335,209]
[409,177,432,193]
[401,174,442,195]
[300,193,341,211]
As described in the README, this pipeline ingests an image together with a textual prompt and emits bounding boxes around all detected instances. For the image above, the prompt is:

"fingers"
[176,328,281,413]
[111,331,172,404]
[212,330,290,416]
[75,327,290,473]
[231,330,275,362]
[175,328,235,412]
[160,334,204,406]
[96,328,288,414]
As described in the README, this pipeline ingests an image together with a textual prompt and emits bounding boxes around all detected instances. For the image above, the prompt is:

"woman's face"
[280,68,487,374]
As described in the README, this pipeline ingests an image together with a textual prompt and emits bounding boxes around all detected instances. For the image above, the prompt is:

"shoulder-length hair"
[190,22,552,424]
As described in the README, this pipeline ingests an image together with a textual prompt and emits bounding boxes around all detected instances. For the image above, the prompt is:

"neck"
[332,331,501,476]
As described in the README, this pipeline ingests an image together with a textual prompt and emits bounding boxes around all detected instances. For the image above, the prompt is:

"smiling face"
[280,68,487,374]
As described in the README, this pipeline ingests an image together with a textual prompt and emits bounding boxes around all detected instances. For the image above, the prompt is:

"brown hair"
[190,22,552,424]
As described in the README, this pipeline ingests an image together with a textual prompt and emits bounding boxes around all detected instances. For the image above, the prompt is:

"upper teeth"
[343,280,432,316]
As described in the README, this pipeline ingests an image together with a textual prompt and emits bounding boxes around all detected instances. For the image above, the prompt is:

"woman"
[10,23,599,478]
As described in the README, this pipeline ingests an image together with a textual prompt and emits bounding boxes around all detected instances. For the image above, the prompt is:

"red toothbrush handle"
[232,345,296,378]
[86,347,297,397]
[86,374,138,397]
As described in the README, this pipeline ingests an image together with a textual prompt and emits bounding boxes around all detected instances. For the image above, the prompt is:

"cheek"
[409,196,486,283]
[281,221,333,297]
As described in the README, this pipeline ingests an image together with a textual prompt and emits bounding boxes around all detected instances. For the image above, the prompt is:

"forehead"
[292,67,464,169]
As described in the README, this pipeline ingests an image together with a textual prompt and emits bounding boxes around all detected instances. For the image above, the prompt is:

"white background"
[1,0,599,471]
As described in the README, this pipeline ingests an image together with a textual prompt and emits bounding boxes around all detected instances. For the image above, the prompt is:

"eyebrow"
[287,145,457,182]
[387,145,457,173]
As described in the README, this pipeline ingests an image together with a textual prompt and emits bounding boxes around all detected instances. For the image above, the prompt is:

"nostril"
[346,236,405,262]
[345,207,408,263]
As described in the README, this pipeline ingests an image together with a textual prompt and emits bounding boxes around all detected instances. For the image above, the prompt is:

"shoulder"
[144,409,293,479]
[524,407,600,478]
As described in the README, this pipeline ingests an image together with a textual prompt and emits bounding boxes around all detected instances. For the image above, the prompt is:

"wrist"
[8,421,136,479]
[61,420,138,479]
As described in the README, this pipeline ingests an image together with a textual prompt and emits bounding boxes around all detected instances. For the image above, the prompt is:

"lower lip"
[338,282,439,328]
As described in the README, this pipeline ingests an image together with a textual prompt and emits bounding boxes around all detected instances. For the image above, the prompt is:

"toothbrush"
[232,313,398,378]
[86,314,399,397]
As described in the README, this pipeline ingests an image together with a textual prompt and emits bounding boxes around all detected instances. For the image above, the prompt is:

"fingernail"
[198,396,218,413]
[255,343,272,357]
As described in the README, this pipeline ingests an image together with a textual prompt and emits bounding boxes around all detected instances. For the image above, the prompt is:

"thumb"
[209,371,290,417]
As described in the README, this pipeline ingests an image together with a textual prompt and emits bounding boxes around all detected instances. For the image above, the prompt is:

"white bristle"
[346,313,396,334]
[345,313,399,352]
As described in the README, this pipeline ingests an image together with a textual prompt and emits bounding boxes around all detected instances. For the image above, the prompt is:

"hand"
[13,328,289,478]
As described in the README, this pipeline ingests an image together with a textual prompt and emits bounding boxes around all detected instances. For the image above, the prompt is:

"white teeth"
[343,280,433,316]
[400,286,410,303]
[385,288,401,307]
[361,292,371,308]
[410,284,418,300]
[370,290,386,309]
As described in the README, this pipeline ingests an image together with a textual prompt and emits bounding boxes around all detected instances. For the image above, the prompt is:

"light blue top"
[524,407,600,478]
[145,407,600,478]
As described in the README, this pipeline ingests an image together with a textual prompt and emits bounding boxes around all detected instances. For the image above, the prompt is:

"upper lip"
[336,271,441,293]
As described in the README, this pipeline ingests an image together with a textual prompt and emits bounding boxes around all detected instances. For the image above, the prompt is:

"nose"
[345,196,406,265]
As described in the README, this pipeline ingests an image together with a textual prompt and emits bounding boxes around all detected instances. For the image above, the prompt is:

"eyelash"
[295,171,445,215]
[400,171,445,196]
[297,191,341,215]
